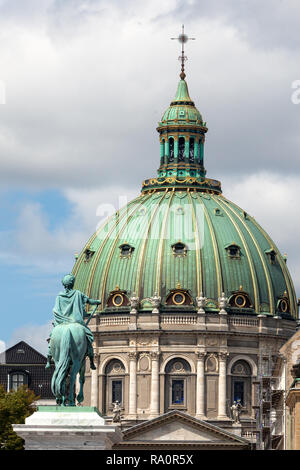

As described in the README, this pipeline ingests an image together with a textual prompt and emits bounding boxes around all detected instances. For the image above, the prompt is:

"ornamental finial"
[171,25,195,80]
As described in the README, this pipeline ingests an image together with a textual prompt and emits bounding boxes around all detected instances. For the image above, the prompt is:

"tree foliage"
[0,385,38,450]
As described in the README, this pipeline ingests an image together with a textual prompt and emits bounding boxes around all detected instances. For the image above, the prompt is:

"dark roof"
[0,341,47,364]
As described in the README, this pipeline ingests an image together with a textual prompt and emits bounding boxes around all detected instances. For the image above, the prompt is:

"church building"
[70,30,298,448]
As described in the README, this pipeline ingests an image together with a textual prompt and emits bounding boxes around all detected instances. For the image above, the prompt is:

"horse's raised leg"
[68,360,80,406]
[77,360,86,405]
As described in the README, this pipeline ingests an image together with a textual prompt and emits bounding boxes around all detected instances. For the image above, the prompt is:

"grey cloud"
[172,0,300,51]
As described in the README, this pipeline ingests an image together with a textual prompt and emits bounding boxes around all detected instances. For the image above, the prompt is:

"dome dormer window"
[265,248,277,265]
[225,243,241,259]
[214,208,223,216]
[172,242,187,257]
[84,247,95,263]
[119,243,134,258]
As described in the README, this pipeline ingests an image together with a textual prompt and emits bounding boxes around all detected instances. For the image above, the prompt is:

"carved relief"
[206,336,218,347]
[138,354,150,372]
[205,354,218,373]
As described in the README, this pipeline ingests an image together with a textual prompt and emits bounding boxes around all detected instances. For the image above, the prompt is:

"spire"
[172,79,193,103]
[171,25,195,80]
[140,26,221,195]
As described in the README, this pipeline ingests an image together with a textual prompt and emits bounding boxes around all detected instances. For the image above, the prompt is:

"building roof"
[0,341,47,365]
[72,73,297,320]
[72,188,297,318]
[114,410,251,450]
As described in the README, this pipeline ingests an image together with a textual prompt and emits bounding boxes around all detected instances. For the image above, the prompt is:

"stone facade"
[280,328,300,449]
[81,311,296,440]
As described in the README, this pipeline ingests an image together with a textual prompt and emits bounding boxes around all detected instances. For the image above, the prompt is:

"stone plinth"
[231,423,242,437]
[13,406,122,450]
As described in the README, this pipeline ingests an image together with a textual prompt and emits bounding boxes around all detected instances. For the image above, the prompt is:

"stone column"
[218,352,228,419]
[90,353,100,408]
[128,352,137,418]
[196,352,206,418]
[150,352,160,417]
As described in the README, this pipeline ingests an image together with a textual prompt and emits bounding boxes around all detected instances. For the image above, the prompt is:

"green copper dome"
[72,190,297,318]
[159,79,203,126]
[72,76,298,320]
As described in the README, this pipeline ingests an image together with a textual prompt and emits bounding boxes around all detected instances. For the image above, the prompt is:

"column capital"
[218,352,229,362]
[128,351,138,360]
[196,351,206,361]
[150,351,160,360]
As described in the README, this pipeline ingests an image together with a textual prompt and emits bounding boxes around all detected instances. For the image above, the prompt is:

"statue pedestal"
[231,423,242,437]
[13,406,122,450]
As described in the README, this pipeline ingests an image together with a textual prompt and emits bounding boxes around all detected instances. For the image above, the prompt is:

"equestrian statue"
[46,274,101,406]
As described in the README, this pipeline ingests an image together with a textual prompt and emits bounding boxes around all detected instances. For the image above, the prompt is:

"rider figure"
[46,274,101,370]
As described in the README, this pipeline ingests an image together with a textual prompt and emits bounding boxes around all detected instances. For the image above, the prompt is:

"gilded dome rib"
[216,196,274,314]
[221,196,297,317]
[211,195,261,312]
[195,193,223,297]
[86,194,147,298]
[135,191,169,295]
[99,194,153,305]
[155,190,176,295]
[250,216,297,317]
[188,191,203,296]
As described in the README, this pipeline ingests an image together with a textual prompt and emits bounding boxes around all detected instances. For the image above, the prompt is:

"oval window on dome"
[234,294,247,308]
[172,293,186,305]
[278,298,289,314]
[112,294,124,307]
[229,292,252,310]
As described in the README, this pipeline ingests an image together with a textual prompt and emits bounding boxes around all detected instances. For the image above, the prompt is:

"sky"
[0,0,300,354]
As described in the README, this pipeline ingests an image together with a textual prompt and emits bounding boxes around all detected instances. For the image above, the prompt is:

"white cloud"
[0,2,299,192]
[0,184,140,272]
[8,321,52,355]
[223,172,300,295]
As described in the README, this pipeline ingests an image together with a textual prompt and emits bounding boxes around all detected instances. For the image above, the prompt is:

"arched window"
[161,139,165,164]
[199,138,203,165]
[231,360,252,416]
[164,358,191,412]
[189,138,194,162]
[104,359,125,415]
[178,137,185,161]
[169,137,174,162]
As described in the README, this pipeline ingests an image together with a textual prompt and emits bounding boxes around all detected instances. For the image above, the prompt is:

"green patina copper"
[142,77,212,191]
[71,75,298,321]
[46,274,101,406]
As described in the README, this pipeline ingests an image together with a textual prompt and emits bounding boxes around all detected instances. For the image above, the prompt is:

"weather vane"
[171,25,195,80]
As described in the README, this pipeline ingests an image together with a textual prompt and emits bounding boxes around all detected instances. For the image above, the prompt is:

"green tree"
[0,385,38,450]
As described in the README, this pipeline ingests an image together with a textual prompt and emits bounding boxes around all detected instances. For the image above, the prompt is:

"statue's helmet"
[62,274,75,288]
